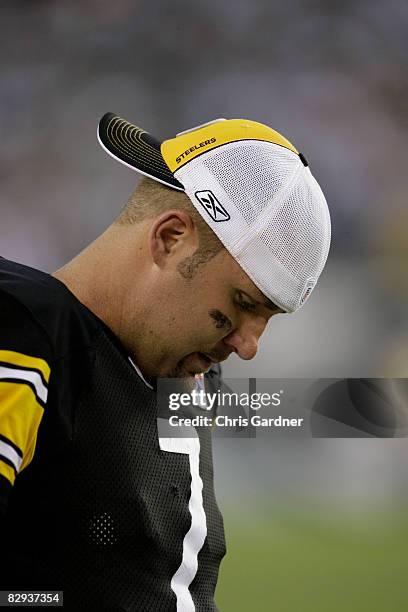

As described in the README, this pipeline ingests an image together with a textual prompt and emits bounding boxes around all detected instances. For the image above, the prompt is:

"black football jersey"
[0,257,226,611]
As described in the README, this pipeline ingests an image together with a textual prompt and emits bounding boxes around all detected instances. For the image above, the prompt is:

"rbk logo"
[195,190,230,222]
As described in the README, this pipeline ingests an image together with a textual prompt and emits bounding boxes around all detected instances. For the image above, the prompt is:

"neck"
[52,223,146,339]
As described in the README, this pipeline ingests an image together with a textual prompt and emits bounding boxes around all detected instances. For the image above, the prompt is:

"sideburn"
[177,248,220,280]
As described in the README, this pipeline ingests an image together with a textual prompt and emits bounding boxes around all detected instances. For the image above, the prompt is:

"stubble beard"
[168,356,195,378]
[164,356,198,392]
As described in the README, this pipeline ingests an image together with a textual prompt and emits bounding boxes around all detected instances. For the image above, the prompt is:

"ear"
[149,210,198,268]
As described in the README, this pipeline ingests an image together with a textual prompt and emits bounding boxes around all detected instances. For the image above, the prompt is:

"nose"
[222,320,263,360]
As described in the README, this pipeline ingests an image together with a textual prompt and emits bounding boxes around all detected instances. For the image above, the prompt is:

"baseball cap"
[98,112,331,313]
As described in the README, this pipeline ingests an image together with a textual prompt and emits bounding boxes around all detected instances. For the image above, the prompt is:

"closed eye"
[238,301,256,313]
[236,292,257,313]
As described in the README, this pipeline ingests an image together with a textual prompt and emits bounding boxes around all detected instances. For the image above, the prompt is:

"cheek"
[175,314,225,351]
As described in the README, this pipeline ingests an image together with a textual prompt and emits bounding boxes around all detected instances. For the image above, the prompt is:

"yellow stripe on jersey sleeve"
[0,460,17,486]
[0,349,51,383]
[0,381,45,483]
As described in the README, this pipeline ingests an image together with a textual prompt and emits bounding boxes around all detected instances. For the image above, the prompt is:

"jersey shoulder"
[0,257,101,359]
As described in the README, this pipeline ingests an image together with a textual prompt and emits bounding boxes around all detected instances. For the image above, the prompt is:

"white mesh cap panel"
[175,140,331,312]
[258,169,331,301]
[200,140,300,226]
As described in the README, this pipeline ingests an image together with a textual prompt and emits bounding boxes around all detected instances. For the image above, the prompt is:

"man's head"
[54,113,330,380]
[110,177,283,378]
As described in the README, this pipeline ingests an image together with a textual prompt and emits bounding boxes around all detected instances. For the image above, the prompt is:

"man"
[0,114,331,610]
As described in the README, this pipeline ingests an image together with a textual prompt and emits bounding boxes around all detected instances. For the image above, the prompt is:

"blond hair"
[116,177,224,278]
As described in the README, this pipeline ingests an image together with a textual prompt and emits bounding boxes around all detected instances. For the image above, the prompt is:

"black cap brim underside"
[98,113,184,191]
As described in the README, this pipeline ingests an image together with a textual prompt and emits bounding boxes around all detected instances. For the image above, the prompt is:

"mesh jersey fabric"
[0,258,226,611]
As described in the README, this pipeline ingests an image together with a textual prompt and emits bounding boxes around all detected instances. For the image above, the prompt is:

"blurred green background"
[217,509,407,611]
